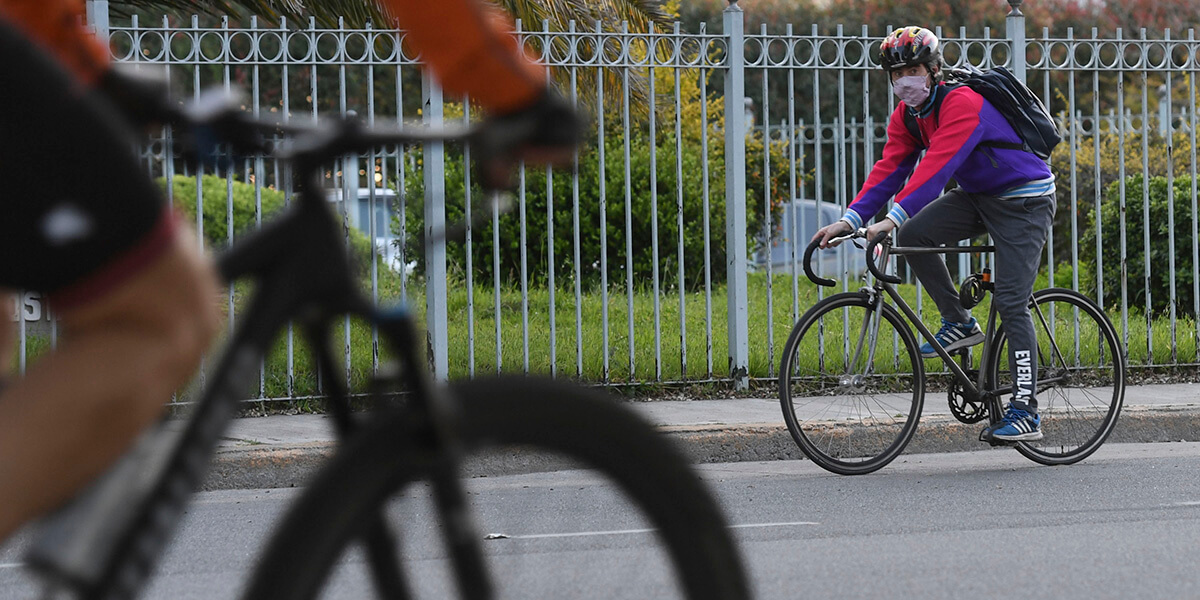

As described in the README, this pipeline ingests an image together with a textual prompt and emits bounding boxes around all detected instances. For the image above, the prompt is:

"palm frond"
[116,0,675,117]
[600,0,672,32]
[117,0,669,31]
[114,0,392,28]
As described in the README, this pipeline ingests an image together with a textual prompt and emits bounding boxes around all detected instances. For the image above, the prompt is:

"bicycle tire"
[778,292,925,475]
[984,288,1126,465]
[241,376,750,600]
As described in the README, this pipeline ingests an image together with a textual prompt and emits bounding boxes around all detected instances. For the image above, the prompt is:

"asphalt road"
[3,441,1200,599]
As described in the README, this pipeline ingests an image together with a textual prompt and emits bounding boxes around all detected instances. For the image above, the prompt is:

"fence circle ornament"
[343,32,370,63]
[842,37,867,66]
[940,39,963,67]
[369,32,400,63]
[1123,41,1143,68]
[286,31,313,61]
[1169,43,1193,69]
[139,31,168,62]
[109,30,137,61]
[228,31,255,63]
[1024,41,1045,68]
[989,42,1010,68]
[1071,42,1095,69]
[572,35,598,64]
[679,37,704,66]
[198,31,227,62]
[742,37,763,65]
[257,31,286,62]
[816,38,839,67]
[315,31,342,62]
[1097,41,1120,69]
[1145,42,1169,69]
[166,30,195,61]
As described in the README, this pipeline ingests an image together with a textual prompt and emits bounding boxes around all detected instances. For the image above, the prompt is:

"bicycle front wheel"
[985,288,1126,465]
[242,377,749,600]
[778,291,925,475]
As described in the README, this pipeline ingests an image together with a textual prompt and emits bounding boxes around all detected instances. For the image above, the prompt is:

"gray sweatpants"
[896,188,1056,412]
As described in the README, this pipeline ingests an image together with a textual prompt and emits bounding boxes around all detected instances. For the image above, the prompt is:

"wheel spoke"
[780,294,923,475]
[988,290,1124,465]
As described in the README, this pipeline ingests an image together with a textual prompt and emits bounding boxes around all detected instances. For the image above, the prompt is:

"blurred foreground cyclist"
[0,0,579,544]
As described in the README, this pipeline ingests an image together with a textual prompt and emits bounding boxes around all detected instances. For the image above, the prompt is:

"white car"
[755,199,868,278]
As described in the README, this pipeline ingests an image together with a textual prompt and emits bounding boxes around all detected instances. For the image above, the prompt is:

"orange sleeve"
[0,0,109,85]
[380,0,546,113]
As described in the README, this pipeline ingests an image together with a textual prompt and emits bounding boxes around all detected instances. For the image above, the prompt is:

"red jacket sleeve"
[0,0,110,85]
[843,105,922,228]
[380,0,545,113]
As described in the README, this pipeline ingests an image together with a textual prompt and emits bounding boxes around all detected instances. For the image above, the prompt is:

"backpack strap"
[980,140,1027,151]
[903,109,924,148]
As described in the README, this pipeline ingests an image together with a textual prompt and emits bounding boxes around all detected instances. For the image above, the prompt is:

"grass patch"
[11,272,1196,402]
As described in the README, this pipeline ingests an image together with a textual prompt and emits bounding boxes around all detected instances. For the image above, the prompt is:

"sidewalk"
[204,382,1200,490]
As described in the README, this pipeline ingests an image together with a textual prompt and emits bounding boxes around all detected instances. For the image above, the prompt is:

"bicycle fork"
[841,288,886,391]
[840,242,892,390]
[374,307,495,600]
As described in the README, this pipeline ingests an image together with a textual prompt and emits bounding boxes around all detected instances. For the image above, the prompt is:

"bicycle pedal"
[978,428,1015,447]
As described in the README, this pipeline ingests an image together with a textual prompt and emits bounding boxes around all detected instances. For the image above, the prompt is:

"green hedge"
[397,131,791,290]
[1048,131,1197,270]
[159,174,286,245]
[1079,174,1197,316]
[159,174,383,275]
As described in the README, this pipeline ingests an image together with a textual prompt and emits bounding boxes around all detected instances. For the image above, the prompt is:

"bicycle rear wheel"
[984,288,1126,465]
[242,377,749,600]
[778,291,925,475]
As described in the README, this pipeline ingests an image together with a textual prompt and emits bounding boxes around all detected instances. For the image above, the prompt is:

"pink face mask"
[893,75,931,107]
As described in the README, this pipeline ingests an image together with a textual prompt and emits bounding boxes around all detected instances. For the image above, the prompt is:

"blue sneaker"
[984,404,1043,441]
[919,317,984,358]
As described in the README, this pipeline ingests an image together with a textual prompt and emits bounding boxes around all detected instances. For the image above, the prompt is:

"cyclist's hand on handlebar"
[172,89,268,170]
[812,220,853,249]
[865,219,897,243]
[97,69,267,168]
[474,91,583,190]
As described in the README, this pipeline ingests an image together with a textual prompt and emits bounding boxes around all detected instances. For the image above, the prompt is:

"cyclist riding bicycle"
[812,26,1056,443]
[0,0,578,544]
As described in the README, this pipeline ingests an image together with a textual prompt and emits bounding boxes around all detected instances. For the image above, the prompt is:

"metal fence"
[13,1,1199,401]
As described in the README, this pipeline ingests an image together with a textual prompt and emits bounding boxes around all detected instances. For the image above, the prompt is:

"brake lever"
[827,227,867,247]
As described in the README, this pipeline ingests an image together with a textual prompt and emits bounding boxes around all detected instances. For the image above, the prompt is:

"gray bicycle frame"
[867,241,1003,400]
[877,240,1080,399]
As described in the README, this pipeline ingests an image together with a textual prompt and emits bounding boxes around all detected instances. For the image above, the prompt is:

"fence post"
[723,1,750,389]
[86,0,110,41]
[1006,0,1026,81]
[422,72,448,381]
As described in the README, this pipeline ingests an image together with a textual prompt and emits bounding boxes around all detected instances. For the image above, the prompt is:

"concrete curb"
[201,406,1200,490]
[206,443,333,491]
[675,406,1200,463]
